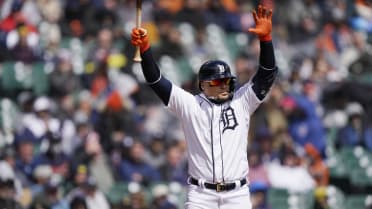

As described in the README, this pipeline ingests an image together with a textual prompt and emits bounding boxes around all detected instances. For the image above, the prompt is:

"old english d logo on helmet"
[198,60,236,92]
[217,64,225,74]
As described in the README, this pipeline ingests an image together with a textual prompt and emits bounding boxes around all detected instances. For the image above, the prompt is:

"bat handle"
[133,3,142,62]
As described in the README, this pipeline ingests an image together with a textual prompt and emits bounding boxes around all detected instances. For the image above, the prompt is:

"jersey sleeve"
[235,40,277,115]
[140,48,172,105]
[167,85,197,118]
[235,82,263,115]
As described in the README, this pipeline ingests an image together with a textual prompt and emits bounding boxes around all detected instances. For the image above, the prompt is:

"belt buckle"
[216,182,225,192]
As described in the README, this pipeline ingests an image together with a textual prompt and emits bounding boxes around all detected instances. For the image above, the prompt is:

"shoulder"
[170,85,201,103]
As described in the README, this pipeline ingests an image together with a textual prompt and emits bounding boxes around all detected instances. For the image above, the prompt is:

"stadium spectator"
[159,143,188,185]
[0,178,23,209]
[336,102,372,151]
[149,184,178,209]
[304,143,329,186]
[247,149,270,188]
[119,141,161,185]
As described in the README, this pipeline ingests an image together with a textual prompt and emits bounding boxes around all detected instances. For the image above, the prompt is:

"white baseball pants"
[185,184,252,209]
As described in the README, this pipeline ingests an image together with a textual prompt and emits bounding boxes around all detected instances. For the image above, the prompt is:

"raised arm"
[131,28,172,105]
[248,5,278,100]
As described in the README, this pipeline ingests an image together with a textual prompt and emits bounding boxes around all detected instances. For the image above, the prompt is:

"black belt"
[190,177,247,192]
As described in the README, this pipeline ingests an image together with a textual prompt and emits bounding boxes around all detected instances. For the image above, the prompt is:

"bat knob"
[133,46,142,62]
[133,57,142,62]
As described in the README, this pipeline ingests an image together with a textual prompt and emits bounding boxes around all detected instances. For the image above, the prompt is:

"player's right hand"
[131,28,150,53]
[248,5,273,41]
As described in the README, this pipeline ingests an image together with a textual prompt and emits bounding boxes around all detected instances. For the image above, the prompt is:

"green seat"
[32,62,49,95]
[330,147,360,177]
[225,32,247,60]
[267,188,289,209]
[350,168,372,187]
[342,154,360,172]
[350,72,372,85]
[299,190,315,209]
[1,62,49,95]
[268,188,314,209]
[328,154,348,178]
[176,57,194,83]
[327,186,346,209]
[1,61,32,91]
[113,39,125,50]
[268,188,289,198]
[326,127,339,153]
[106,181,129,205]
[344,195,367,209]
[60,36,75,49]
[268,197,289,209]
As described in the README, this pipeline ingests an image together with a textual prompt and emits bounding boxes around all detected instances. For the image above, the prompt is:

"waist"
[189,177,247,192]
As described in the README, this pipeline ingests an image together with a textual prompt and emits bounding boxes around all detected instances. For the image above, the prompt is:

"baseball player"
[131,4,277,209]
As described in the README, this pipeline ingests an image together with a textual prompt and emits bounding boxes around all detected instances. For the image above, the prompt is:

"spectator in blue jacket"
[336,102,372,151]
[119,141,161,185]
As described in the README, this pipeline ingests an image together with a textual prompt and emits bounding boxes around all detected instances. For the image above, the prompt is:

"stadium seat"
[225,32,248,60]
[1,62,49,96]
[60,37,88,74]
[326,127,339,148]
[60,36,77,49]
[106,181,129,205]
[267,188,289,209]
[328,153,348,178]
[339,147,360,171]
[344,194,368,209]
[1,61,32,91]
[32,62,49,95]
[350,167,372,187]
[176,57,194,82]
[267,188,315,209]
[326,186,346,209]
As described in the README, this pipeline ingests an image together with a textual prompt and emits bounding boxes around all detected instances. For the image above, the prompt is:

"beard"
[207,92,233,104]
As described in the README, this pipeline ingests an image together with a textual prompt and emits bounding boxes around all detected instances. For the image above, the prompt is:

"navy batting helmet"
[198,60,236,92]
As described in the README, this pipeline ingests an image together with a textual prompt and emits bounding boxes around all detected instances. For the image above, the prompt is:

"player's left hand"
[248,4,273,41]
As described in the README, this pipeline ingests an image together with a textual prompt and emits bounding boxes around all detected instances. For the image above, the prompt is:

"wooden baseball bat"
[133,0,142,62]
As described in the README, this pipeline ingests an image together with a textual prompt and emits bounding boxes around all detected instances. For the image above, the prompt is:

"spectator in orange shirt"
[304,143,329,186]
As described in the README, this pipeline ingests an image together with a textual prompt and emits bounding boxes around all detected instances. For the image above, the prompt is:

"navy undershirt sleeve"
[252,41,278,100]
[141,49,172,105]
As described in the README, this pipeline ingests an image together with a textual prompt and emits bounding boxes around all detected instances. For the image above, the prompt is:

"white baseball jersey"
[167,81,262,182]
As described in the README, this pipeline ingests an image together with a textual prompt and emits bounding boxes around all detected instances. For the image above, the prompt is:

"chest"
[195,103,247,138]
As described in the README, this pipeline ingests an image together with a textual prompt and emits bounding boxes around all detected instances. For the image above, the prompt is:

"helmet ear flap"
[229,77,236,92]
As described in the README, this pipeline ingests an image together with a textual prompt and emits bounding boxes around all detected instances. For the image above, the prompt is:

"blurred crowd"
[0,0,372,209]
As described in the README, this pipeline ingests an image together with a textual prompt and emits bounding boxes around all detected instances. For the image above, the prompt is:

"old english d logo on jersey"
[220,107,238,133]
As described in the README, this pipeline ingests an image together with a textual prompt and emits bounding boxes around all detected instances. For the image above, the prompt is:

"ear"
[200,82,205,91]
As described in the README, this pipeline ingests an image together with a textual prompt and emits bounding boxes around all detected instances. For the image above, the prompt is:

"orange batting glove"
[131,28,150,53]
[248,5,273,41]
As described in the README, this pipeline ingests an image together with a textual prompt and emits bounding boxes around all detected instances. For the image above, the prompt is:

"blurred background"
[0,0,372,209]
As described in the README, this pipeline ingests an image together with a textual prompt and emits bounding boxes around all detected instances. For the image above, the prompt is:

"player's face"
[201,78,231,100]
